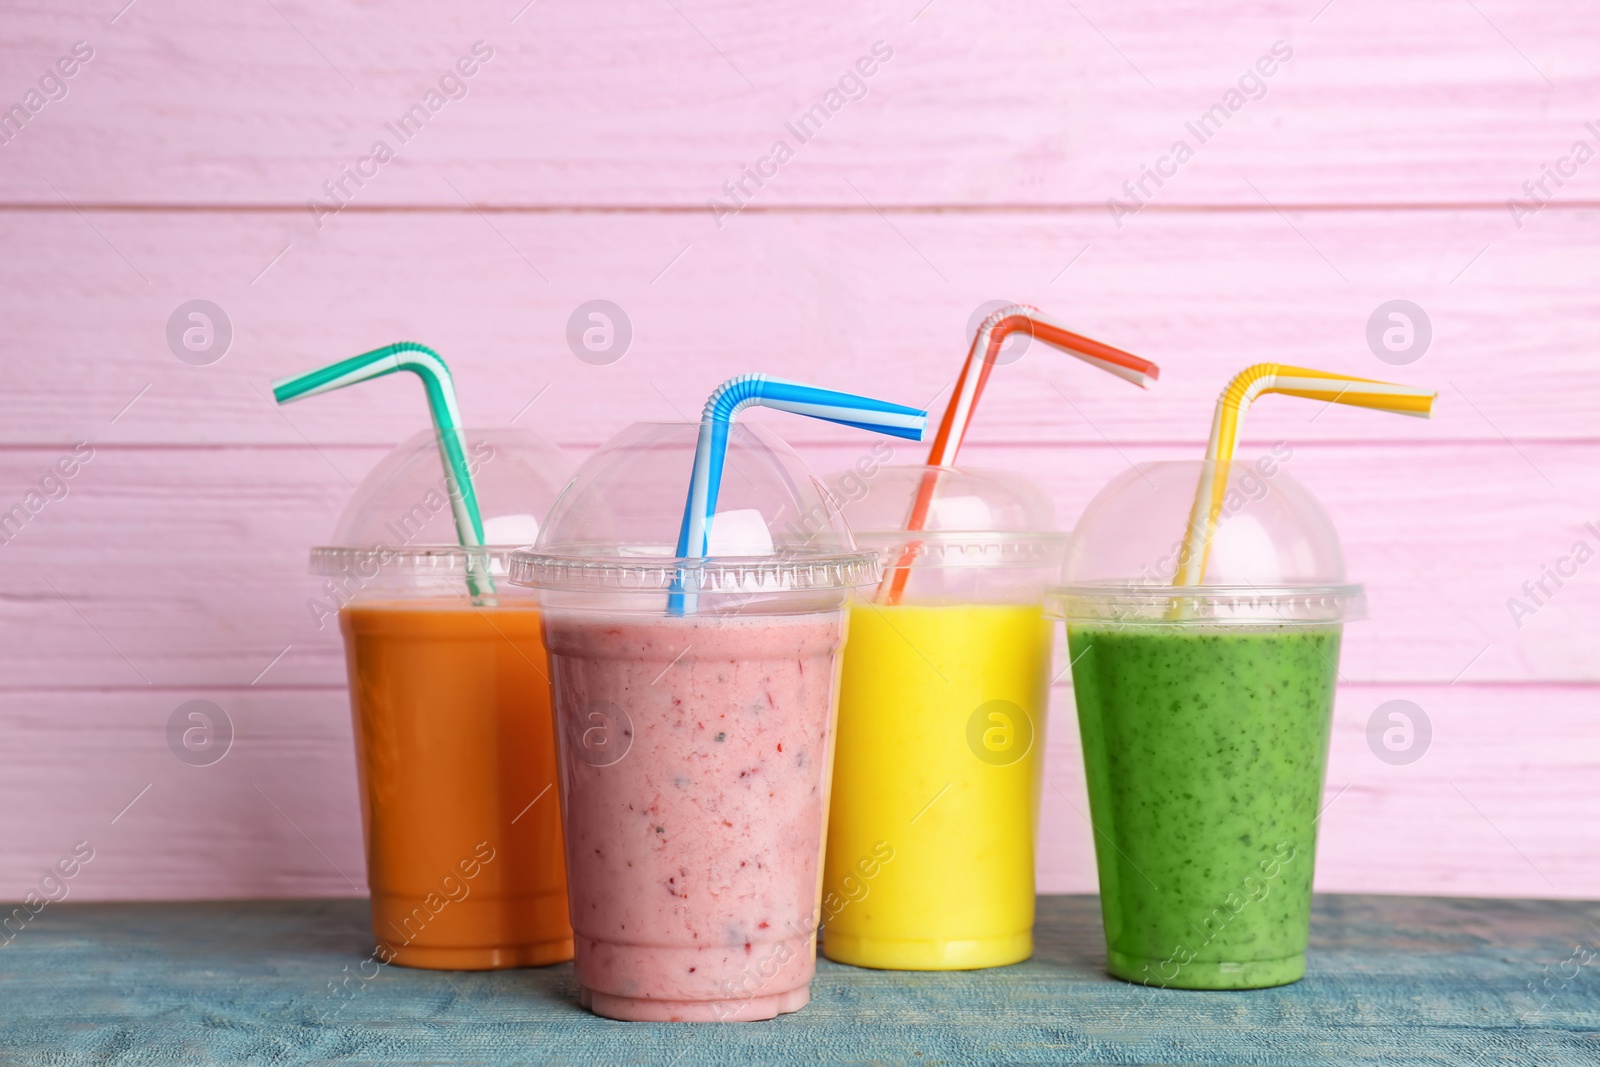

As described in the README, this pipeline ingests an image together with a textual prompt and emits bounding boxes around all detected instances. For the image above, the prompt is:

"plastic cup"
[313,427,575,970]
[1048,456,1363,990]
[817,464,1064,970]
[509,422,878,1022]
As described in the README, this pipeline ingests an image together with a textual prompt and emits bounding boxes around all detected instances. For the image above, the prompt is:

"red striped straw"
[877,304,1159,604]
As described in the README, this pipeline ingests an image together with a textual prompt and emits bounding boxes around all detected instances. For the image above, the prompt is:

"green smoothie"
[1066,621,1340,990]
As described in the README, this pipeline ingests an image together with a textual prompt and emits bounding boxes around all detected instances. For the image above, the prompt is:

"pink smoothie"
[542,609,846,1022]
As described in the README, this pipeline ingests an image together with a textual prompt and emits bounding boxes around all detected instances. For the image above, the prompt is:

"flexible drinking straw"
[670,374,928,615]
[272,342,495,599]
[878,304,1161,603]
[1175,363,1436,588]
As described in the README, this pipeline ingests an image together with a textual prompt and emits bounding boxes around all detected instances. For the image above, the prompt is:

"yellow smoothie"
[821,601,1052,970]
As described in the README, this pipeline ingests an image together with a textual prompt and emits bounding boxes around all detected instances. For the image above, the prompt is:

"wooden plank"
[0,440,1586,687]
[0,207,1591,447]
[2,896,1597,1064]
[1,683,1594,903]
[988,440,1599,689]
[0,686,364,903]
[1047,683,1600,901]
[1,1,1594,207]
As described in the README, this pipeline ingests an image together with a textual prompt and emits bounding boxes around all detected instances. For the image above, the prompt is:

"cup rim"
[508,549,882,592]
[852,529,1067,570]
[309,544,528,578]
[1048,581,1365,623]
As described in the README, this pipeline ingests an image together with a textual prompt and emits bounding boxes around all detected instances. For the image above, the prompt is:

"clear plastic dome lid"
[310,426,574,583]
[831,463,1065,569]
[508,421,879,596]
[1051,457,1364,623]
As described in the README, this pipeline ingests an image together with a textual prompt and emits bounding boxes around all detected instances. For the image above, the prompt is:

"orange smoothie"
[340,600,572,969]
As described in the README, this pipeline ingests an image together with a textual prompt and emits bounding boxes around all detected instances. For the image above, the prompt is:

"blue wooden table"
[2,894,1597,1065]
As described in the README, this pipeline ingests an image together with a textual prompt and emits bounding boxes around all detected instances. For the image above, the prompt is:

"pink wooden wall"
[1,0,1595,903]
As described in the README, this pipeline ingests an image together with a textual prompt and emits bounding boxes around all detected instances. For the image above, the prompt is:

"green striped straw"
[272,342,494,599]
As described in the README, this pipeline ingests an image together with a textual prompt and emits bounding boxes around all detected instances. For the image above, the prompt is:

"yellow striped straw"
[1175,363,1436,587]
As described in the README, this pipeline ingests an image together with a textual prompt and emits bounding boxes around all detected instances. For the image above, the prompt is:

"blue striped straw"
[669,374,928,614]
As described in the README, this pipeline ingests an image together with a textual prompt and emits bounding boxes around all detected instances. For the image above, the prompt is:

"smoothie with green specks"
[1066,622,1340,990]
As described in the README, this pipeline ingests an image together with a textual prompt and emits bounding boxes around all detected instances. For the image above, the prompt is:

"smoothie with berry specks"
[542,608,846,1022]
